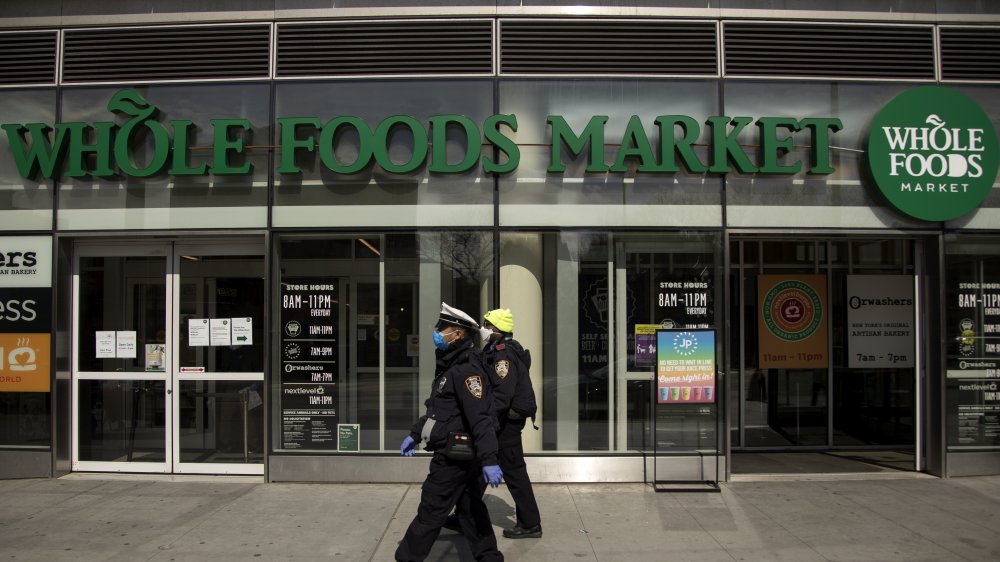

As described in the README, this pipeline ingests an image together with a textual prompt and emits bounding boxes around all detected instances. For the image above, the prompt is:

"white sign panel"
[95,331,116,358]
[847,275,915,368]
[0,236,52,288]
[116,331,137,359]
[188,319,210,346]
[231,317,253,345]
[209,318,231,346]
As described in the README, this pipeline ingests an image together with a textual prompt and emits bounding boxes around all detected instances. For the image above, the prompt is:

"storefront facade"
[1,1,998,482]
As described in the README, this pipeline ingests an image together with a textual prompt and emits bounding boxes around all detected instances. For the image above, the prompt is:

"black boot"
[502,524,542,539]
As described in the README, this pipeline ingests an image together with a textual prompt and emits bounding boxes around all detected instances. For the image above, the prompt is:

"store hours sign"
[280,279,339,450]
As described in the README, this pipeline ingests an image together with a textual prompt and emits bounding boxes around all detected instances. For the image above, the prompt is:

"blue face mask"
[432,330,450,351]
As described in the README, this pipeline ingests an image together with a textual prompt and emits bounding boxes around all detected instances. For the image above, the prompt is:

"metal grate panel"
[500,20,717,75]
[62,24,270,83]
[0,31,57,85]
[940,27,1000,81]
[724,22,935,80]
[276,20,493,77]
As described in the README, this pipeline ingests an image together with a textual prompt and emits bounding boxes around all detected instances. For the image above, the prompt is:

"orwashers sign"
[758,275,828,368]
[0,236,50,288]
[846,275,915,368]
[0,236,51,392]
[868,86,999,222]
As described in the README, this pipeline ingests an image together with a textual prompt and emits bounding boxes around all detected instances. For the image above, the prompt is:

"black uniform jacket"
[409,340,499,466]
[484,337,537,421]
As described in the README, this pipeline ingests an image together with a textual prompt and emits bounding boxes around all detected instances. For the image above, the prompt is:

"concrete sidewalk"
[1,473,998,561]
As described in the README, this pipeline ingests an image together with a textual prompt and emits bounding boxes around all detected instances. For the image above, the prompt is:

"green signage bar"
[2,89,843,181]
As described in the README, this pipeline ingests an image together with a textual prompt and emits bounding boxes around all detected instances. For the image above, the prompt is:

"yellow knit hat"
[483,308,514,333]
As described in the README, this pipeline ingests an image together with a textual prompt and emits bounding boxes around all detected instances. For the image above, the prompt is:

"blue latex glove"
[400,436,417,456]
[482,465,503,487]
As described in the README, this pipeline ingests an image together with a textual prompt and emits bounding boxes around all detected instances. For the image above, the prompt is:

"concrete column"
[500,233,543,451]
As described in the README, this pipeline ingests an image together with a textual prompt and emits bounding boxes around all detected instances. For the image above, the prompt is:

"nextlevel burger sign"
[868,86,999,222]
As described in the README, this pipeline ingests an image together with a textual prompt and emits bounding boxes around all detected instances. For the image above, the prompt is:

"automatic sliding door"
[173,244,264,474]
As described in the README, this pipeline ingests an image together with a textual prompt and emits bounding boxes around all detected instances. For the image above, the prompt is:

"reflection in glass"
[0,392,50,447]
[178,381,263,464]
[275,233,494,452]
[77,256,166,373]
[78,380,165,462]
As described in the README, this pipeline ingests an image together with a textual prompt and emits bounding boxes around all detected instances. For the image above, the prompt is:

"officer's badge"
[494,360,510,380]
[465,376,483,399]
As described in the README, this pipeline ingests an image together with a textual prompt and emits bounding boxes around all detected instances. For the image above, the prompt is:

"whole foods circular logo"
[762,280,822,341]
[868,86,999,222]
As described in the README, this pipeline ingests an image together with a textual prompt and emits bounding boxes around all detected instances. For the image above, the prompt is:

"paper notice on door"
[231,317,252,346]
[145,343,165,371]
[209,318,231,346]
[95,331,116,358]
[189,319,210,346]
[116,331,137,359]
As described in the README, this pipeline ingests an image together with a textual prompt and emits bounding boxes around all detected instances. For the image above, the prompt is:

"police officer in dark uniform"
[395,303,504,562]
[481,308,542,539]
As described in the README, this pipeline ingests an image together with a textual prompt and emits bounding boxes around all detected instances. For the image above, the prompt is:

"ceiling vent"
[276,20,493,77]
[940,26,1000,81]
[0,31,57,85]
[500,20,718,75]
[62,24,270,83]
[724,22,935,80]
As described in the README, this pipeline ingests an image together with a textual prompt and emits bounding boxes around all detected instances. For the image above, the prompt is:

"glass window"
[619,232,723,455]
[944,234,1000,451]
[273,231,493,453]
[498,80,722,228]
[723,81,927,229]
[272,80,495,228]
[0,392,49,447]
[58,84,271,230]
[0,88,55,230]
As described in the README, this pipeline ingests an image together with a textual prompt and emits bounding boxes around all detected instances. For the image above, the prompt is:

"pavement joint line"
[566,484,599,561]
[370,483,412,562]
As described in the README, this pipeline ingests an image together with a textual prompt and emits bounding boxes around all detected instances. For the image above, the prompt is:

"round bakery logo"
[762,280,822,341]
[868,86,999,222]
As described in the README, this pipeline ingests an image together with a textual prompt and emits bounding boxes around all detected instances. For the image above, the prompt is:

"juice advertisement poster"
[656,329,716,404]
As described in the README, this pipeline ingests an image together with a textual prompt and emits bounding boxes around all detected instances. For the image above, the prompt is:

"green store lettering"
[1,89,843,180]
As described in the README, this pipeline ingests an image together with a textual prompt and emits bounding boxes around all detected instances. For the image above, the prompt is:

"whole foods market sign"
[868,86,999,222]
[3,87,998,221]
[2,88,842,180]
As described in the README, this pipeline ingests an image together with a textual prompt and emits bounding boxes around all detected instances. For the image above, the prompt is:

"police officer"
[395,303,504,562]
[481,308,542,539]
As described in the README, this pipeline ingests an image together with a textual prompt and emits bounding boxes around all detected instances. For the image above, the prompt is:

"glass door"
[72,241,264,475]
[173,242,264,475]
[73,245,171,472]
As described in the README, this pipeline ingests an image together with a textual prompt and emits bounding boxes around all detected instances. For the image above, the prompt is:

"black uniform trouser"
[496,418,541,529]
[395,453,503,562]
